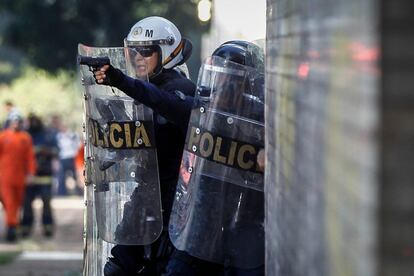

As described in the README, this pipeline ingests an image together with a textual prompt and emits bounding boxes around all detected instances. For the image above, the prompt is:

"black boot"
[43,224,54,238]
[21,226,31,238]
[6,226,17,242]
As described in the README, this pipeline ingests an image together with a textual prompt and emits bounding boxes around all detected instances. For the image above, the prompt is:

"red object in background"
[298,62,310,79]
[74,143,84,172]
[74,143,85,186]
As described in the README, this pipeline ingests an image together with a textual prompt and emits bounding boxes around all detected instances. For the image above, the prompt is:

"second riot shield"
[169,44,265,269]
[78,44,162,246]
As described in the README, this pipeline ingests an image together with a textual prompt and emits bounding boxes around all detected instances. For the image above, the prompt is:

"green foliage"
[0,250,20,265]
[0,66,82,131]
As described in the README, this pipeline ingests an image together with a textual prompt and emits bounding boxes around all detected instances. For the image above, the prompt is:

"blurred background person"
[48,114,62,138]
[0,113,36,242]
[3,100,22,130]
[56,123,82,196]
[21,114,59,238]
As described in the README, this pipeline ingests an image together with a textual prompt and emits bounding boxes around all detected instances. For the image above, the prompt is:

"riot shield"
[78,44,162,246]
[169,49,265,269]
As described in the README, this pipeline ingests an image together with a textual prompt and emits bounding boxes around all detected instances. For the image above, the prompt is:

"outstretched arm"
[94,65,194,131]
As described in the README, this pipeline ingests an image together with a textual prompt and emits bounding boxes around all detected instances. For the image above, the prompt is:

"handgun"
[78,55,110,72]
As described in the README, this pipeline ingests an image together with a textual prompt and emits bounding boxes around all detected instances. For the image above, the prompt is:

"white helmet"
[125,16,191,71]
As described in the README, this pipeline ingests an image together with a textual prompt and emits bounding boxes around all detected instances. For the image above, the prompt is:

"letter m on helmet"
[145,29,154,38]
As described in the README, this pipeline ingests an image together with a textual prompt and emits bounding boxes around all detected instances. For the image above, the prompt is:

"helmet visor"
[124,48,150,80]
[197,56,264,122]
[124,37,175,47]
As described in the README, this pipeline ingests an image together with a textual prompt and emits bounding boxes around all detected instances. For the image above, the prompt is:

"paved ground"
[0,197,84,276]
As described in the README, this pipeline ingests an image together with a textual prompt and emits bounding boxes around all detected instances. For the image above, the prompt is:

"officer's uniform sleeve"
[115,75,195,131]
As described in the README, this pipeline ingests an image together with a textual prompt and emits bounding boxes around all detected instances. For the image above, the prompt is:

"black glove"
[95,65,124,87]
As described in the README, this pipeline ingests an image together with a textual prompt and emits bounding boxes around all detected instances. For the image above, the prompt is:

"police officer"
[93,16,196,275]
[165,40,266,276]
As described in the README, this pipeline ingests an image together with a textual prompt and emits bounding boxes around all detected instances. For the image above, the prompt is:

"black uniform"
[104,67,196,276]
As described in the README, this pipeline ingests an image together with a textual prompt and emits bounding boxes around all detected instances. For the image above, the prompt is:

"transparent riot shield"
[78,44,162,246]
[169,51,265,269]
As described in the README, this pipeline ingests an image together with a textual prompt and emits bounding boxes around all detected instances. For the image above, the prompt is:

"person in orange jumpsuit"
[0,114,36,242]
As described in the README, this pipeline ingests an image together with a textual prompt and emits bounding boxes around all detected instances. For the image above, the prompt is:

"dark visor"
[133,46,159,57]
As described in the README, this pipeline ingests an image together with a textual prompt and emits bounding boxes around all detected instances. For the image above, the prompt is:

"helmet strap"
[149,40,184,80]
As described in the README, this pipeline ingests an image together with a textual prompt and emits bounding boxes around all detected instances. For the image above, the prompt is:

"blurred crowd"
[0,100,84,242]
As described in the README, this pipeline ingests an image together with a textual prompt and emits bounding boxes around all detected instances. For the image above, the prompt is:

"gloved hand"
[94,64,124,87]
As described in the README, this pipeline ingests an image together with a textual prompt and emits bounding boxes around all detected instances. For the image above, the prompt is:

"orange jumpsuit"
[0,129,36,227]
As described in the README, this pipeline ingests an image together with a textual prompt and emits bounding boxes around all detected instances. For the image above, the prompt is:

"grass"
[0,250,21,265]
